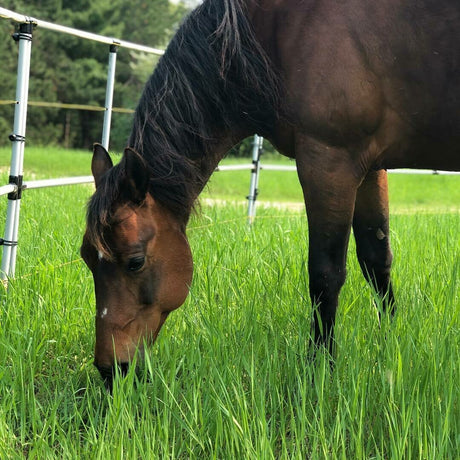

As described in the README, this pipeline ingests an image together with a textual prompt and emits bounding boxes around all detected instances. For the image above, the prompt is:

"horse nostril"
[94,362,130,391]
[118,362,129,377]
[95,363,114,391]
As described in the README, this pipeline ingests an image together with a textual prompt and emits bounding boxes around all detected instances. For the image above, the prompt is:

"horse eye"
[127,256,145,272]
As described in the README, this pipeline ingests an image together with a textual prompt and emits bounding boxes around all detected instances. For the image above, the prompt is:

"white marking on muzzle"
[100,308,108,319]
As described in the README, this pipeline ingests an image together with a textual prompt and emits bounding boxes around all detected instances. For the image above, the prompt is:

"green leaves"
[0,0,189,149]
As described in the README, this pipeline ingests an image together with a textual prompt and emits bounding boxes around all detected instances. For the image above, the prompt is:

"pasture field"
[0,147,459,458]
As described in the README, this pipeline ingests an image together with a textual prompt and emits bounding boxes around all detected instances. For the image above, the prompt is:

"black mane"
[128,0,279,215]
[86,0,279,254]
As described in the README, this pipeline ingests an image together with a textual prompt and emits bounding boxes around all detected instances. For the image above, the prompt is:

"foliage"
[229,136,277,158]
[0,0,189,150]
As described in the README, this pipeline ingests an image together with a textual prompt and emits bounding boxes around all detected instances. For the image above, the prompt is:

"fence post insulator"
[12,21,33,42]
[0,239,18,247]
[8,133,25,142]
[7,175,24,200]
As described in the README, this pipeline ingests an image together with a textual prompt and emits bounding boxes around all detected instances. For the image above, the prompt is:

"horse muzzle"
[95,361,130,391]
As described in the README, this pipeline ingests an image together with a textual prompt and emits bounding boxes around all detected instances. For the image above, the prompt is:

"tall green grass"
[0,148,458,458]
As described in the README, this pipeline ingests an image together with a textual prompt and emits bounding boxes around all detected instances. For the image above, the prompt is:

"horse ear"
[121,147,149,203]
[92,143,113,188]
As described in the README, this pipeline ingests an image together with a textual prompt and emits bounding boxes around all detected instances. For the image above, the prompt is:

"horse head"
[81,144,193,389]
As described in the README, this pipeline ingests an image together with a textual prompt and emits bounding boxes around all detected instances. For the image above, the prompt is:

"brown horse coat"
[81,0,459,387]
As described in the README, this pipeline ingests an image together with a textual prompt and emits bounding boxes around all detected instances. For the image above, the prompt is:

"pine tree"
[0,0,188,149]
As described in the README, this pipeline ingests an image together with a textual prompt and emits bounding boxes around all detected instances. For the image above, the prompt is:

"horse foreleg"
[296,143,360,353]
[353,170,395,316]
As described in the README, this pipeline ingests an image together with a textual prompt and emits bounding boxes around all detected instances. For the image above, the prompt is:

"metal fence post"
[101,43,118,150]
[247,134,263,224]
[1,22,33,282]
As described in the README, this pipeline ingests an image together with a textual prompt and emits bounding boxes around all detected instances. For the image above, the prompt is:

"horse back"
[249,0,460,171]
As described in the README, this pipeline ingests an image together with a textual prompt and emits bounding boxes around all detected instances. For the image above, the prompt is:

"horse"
[80,0,460,388]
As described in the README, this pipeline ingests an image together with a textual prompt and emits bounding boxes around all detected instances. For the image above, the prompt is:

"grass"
[0,146,93,179]
[0,147,459,458]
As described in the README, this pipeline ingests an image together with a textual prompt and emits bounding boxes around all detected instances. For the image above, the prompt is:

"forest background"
[0,0,236,153]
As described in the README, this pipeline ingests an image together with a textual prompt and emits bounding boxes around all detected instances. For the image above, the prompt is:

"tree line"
[0,0,271,157]
[0,0,189,151]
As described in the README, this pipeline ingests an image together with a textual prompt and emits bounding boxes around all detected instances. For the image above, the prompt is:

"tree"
[0,0,189,149]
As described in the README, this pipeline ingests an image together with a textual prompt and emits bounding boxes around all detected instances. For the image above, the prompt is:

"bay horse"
[81,0,460,388]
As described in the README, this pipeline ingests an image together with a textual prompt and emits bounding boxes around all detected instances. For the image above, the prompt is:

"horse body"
[252,0,460,170]
[247,0,459,343]
[81,0,459,387]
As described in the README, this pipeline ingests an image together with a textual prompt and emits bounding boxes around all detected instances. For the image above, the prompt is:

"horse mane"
[129,0,280,211]
[86,0,280,255]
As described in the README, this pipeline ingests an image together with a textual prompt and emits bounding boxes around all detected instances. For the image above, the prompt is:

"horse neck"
[127,0,279,220]
[194,129,251,189]
[130,118,249,225]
